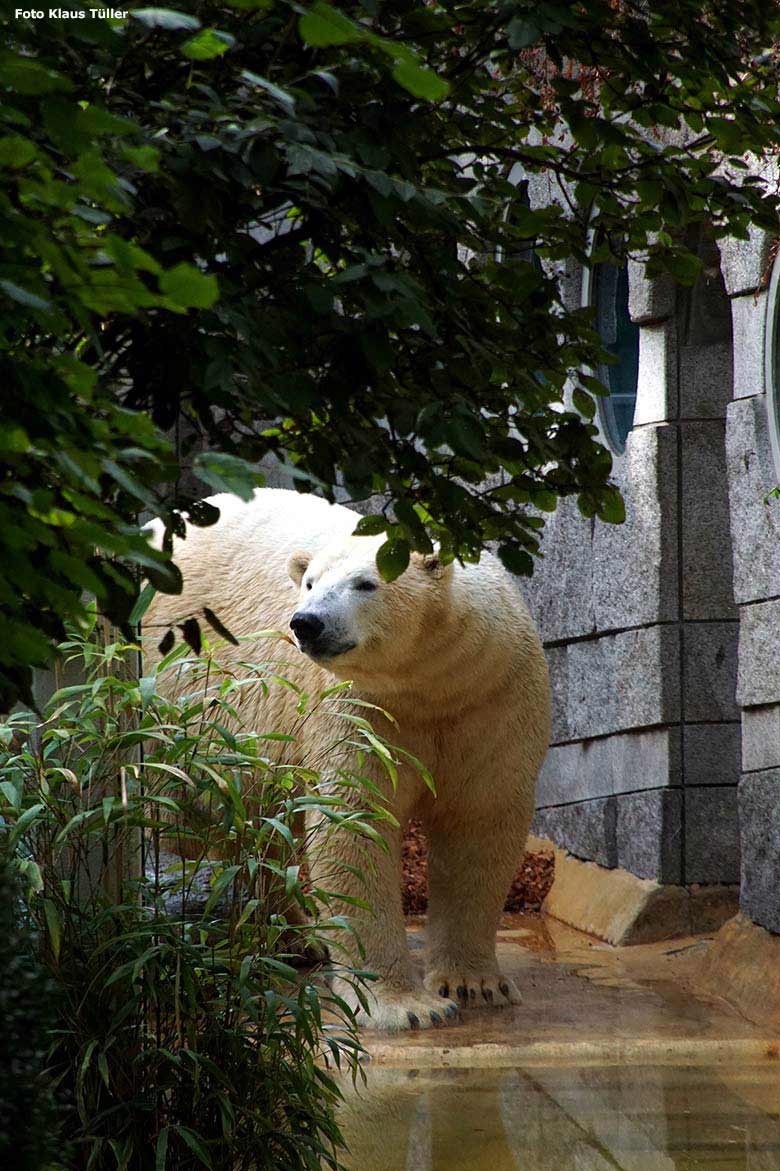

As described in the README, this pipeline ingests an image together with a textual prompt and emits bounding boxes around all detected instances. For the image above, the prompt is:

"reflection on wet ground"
[338,1063,780,1171]
[335,914,780,1168]
[365,915,778,1064]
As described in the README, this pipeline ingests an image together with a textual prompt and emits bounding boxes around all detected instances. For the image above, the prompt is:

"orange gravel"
[401,820,555,916]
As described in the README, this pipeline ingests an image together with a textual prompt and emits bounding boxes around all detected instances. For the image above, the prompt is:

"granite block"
[593,424,679,630]
[682,723,741,788]
[524,496,595,643]
[739,770,780,933]
[730,291,770,399]
[684,786,740,884]
[632,324,678,426]
[532,797,618,871]
[678,340,733,419]
[546,644,573,745]
[533,789,683,883]
[565,625,680,740]
[682,621,738,722]
[725,396,780,607]
[536,727,680,807]
[737,598,780,708]
[680,421,737,621]
[718,226,772,298]
[742,703,780,773]
[628,260,676,324]
[616,789,683,883]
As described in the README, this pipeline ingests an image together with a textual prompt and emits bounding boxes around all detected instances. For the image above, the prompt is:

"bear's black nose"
[290,612,325,643]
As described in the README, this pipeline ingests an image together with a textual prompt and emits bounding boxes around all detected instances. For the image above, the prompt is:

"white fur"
[145,488,551,1031]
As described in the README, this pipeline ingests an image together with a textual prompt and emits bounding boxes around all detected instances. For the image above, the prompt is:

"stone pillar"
[721,226,780,937]
[527,230,741,905]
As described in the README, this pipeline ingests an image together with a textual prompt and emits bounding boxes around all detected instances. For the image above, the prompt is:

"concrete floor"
[335,914,780,1169]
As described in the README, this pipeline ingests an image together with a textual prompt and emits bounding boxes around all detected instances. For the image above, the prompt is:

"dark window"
[593,264,640,453]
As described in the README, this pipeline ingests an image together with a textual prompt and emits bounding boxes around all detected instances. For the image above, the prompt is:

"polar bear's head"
[286,535,451,679]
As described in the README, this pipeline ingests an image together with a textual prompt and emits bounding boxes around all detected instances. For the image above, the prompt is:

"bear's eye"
[305,580,313,591]
[354,579,377,592]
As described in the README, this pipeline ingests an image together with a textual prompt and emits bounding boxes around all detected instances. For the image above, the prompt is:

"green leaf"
[352,514,388,536]
[240,70,296,114]
[376,538,410,582]
[132,8,201,30]
[572,387,596,420]
[446,411,486,460]
[507,16,543,49]
[0,279,51,312]
[145,558,183,596]
[43,898,62,963]
[0,781,21,809]
[159,263,219,309]
[662,250,703,285]
[0,56,72,94]
[121,144,161,172]
[531,490,558,513]
[390,59,449,102]
[140,674,157,711]
[9,803,45,849]
[298,3,362,46]
[0,136,36,169]
[181,29,235,59]
[156,1128,169,1171]
[193,452,260,500]
[393,498,432,552]
[129,582,157,625]
[598,487,626,525]
[203,864,241,917]
[498,544,534,576]
[0,425,31,453]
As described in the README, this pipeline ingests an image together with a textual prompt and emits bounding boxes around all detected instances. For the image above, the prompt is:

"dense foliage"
[0,854,60,1170]
[4,0,780,704]
[0,623,405,1170]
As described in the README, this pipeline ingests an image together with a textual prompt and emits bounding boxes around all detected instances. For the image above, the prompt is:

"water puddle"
[338,1063,780,1169]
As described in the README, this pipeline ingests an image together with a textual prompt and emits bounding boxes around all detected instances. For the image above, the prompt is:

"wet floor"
[334,914,780,1168]
[338,1063,780,1170]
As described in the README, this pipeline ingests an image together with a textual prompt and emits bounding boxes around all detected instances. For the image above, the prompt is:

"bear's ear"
[411,551,451,579]
[287,550,312,586]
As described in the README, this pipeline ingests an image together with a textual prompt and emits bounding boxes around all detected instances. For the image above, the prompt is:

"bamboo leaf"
[156,1128,169,1171]
[174,1126,213,1169]
[43,898,62,962]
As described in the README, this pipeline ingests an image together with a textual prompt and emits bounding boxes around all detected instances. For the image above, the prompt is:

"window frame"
[763,250,780,479]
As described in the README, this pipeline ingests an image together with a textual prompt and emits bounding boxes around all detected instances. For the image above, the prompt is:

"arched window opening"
[591,263,640,454]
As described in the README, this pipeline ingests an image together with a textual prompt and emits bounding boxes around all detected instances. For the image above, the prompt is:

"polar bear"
[145,488,551,1031]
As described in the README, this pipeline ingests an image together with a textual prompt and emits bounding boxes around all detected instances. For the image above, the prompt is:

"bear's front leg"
[307,810,459,1031]
[423,816,525,1010]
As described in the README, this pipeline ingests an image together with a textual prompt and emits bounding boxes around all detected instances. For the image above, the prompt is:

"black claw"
[498,982,510,998]
[430,1010,442,1024]
[456,984,468,1001]
[482,987,494,1002]
[439,983,449,998]
[445,1004,458,1018]
[407,1011,420,1030]
[469,988,476,1001]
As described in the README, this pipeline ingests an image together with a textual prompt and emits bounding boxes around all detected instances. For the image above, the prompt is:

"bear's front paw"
[330,977,460,1032]
[424,968,522,1009]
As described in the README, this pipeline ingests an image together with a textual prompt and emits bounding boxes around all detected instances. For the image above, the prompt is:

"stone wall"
[527,233,742,887]
[721,229,780,934]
